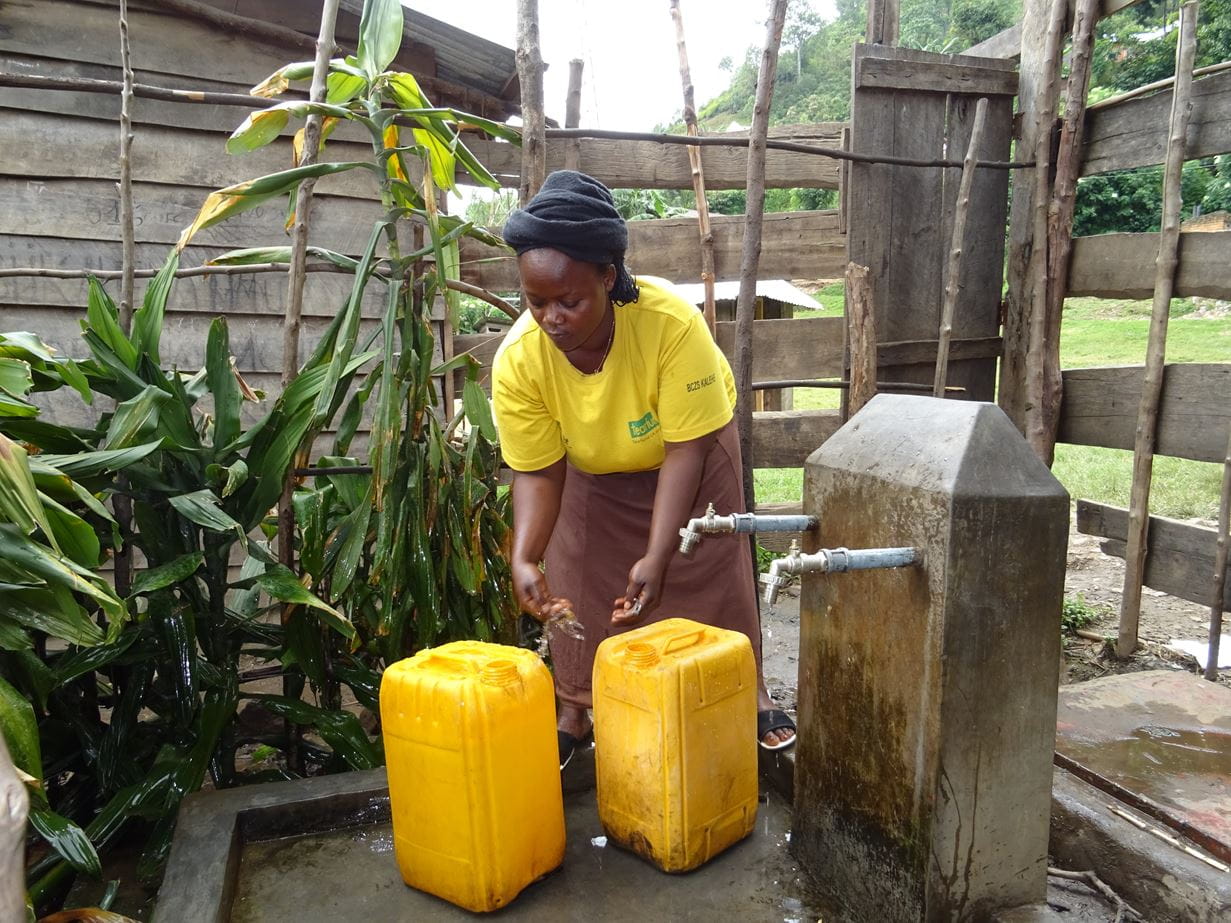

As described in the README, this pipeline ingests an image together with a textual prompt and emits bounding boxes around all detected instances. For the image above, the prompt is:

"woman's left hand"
[611,554,669,627]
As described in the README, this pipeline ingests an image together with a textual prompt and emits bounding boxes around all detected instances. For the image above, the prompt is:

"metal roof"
[672,279,821,311]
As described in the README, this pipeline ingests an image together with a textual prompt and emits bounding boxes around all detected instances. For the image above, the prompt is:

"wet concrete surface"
[1055,669,1231,861]
[229,754,826,922]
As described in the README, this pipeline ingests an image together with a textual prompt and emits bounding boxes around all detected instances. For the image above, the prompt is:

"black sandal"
[558,727,593,770]
[757,709,797,751]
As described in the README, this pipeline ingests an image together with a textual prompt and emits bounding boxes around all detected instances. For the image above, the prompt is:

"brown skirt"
[543,419,762,709]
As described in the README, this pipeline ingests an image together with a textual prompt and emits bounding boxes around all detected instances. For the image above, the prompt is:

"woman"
[492,171,796,767]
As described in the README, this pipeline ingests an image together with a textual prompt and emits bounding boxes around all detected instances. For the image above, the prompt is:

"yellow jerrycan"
[593,617,758,872]
[380,641,564,912]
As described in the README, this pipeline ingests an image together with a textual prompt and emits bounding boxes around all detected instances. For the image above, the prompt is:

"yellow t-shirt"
[492,277,736,474]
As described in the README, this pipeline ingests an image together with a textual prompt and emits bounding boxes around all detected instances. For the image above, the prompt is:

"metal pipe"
[759,540,919,605]
[678,503,819,555]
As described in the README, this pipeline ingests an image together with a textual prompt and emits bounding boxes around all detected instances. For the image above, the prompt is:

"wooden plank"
[0,52,373,145]
[0,0,309,87]
[0,237,383,316]
[453,316,847,394]
[0,179,383,254]
[1,304,381,374]
[1058,364,1231,463]
[1082,69,1231,175]
[856,55,1019,97]
[877,336,1003,366]
[1,109,380,199]
[1067,230,1231,300]
[1076,500,1231,608]
[961,23,1023,60]
[751,409,842,468]
[459,123,846,191]
[460,210,846,291]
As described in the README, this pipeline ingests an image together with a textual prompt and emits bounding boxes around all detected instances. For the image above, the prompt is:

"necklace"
[589,311,616,374]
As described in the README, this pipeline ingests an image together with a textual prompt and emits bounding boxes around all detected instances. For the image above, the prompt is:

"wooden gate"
[846,44,1017,401]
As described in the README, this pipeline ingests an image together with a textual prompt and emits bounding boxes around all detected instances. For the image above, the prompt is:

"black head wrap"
[502,170,640,305]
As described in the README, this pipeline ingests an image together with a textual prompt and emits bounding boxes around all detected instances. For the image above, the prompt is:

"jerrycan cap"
[624,642,660,669]
[480,659,521,687]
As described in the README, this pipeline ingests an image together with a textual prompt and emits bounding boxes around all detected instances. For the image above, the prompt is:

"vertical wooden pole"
[0,735,28,923]
[999,0,1064,434]
[1118,1,1200,658]
[277,0,340,772]
[1022,0,1069,458]
[1037,0,1100,461]
[934,97,988,398]
[865,0,900,45]
[734,0,788,520]
[564,58,583,170]
[517,0,547,204]
[670,0,718,333]
[1207,425,1231,681]
[114,0,137,601]
[117,0,136,334]
[845,262,878,417]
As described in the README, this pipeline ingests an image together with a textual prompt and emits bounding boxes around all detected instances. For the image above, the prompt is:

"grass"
[753,292,1230,517]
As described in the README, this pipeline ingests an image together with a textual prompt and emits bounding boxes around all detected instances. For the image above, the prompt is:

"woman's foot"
[557,702,593,769]
[757,688,796,749]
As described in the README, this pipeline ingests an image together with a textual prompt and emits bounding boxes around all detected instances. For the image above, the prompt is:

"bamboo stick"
[1087,60,1231,112]
[1023,0,1069,459]
[933,97,988,399]
[1037,0,1100,462]
[1207,424,1231,681]
[1105,803,1230,873]
[845,262,878,416]
[114,0,137,603]
[516,0,546,204]
[0,70,278,108]
[670,0,718,333]
[564,58,583,171]
[1118,1,1201,658]
[545,127,1032,170]
[734,0,788,521]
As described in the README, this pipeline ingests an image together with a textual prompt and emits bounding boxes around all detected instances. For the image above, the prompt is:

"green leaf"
[249,566,355,639]
[31,442,160,478]
[129,552,204,596]
[0,620,30,650]
[1,586,105,646]
[40,491,101,567]
[207,458,249,498]
[0,524,125,624]
[0,357,33,400]
[168,490,243,538]
[29,807,102,878]
[103,386,169,450]
[326,70,367,105]
[85,278,138,370]
[0,433,59,550]
[0,672,41,780]
[357,0,404,79]
[250,60,317,98]
[177,161,371,250]
[207,245,360,272]
[247,694,379,770]
[206,318,241,455]
[130,251,180,365]
[0,394,38,419]
[462,377,497,441]
[226,106,291,154]
[328,490,371,597]
[51,632,138,686]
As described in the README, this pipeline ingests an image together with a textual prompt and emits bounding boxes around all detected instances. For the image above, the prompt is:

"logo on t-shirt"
[627,411,660,441]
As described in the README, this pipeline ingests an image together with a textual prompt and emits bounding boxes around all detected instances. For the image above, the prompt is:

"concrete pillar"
[792,394,1069,921]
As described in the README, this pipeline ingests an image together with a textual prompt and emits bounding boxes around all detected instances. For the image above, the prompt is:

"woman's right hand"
[511,559,552,620]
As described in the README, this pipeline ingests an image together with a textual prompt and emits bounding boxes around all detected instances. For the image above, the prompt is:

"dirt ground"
[759,508,1228,715]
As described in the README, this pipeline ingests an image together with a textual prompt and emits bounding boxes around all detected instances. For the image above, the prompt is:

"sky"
[406,0,831,133]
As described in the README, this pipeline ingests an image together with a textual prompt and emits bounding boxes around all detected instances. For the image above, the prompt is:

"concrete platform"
[1055,669,1231,863]
[158,745,828,922]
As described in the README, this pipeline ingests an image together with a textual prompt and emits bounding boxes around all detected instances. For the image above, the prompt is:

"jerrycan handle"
[661,627,707,656]
[419,650,478,674]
